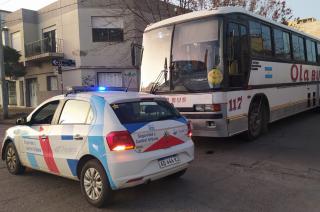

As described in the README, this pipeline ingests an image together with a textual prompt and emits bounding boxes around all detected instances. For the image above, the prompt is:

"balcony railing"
[25,38,63,58]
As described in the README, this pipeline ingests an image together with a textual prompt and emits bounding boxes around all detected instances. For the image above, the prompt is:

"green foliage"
[3,46,26,78]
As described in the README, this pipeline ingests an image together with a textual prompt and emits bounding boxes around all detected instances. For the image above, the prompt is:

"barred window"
[92,17,124,42]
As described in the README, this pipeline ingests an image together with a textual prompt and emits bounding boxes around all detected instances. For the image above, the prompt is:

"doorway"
[26,78,38,107]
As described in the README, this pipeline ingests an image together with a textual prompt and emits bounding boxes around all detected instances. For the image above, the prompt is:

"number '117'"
[229,96,243,111]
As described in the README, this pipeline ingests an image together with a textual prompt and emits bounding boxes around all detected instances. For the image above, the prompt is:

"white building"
[3,0,178,107]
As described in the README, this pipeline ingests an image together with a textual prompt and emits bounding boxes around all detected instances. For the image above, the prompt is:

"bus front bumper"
[182,113,229,137]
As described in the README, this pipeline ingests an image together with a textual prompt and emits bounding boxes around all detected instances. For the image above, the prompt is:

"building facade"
[3,0,178,107]
[288,18,320,38]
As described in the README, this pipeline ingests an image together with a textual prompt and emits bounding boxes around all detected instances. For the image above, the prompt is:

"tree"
[3,46,25,78]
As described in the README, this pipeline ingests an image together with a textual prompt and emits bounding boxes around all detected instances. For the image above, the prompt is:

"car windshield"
[140,17,223,93]
[111,100,181,124]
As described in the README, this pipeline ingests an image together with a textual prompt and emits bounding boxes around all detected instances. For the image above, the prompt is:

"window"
[98,72,123,87]
[92,17,124,42]
[317,43,320,62]
[43,30,56,53]
[8,81,17,105]
[11,31,22,52]
[59,100,93,124]
[274,29,291,60]
[306,39,317,63]
[112,100,181,124]
[31,101,60,125]
[292,35,305,61]
[47,76,58,91]
[249,21,272,56]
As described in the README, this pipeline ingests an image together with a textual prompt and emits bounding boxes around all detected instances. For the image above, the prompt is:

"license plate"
[158,155,180,169]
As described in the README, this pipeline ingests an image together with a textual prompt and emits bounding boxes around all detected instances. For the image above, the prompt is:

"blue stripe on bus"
[265,66,273,71]
[265,74,273,79]
[27,153,39,169]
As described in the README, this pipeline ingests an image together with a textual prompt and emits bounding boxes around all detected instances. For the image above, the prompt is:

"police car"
[1,86,194,207]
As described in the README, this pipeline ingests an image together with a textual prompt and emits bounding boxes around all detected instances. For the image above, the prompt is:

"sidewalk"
[0,107,33,125]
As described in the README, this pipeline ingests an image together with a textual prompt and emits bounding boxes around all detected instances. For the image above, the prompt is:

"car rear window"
[111,100,181,124]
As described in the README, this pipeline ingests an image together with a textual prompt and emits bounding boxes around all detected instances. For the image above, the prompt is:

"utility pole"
[0,16,8,119]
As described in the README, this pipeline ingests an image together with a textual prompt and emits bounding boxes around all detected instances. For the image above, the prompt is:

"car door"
[48,98,94,178]
[20,100,61,173]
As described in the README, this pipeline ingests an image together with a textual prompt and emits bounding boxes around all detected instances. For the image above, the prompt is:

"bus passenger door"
[227,22,250,88]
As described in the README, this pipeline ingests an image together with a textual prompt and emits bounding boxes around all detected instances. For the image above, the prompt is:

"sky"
[0,0,319,20]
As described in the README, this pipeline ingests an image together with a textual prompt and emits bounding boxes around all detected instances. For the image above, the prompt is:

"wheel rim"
[6,146,17,171]
[83,168,103,201]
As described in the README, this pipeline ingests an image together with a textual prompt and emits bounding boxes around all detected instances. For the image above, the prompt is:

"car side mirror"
[16,117,28,125]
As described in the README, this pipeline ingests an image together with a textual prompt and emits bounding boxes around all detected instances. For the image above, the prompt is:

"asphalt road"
[1,111,320,212]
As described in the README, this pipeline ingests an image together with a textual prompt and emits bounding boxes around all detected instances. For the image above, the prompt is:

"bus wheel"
[246,99,268,140]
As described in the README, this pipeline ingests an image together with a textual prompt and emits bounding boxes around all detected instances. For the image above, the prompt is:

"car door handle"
[74,135,83,140]
[41,135,47,140]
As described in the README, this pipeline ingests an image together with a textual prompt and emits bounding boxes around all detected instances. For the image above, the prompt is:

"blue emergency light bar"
[66,86,128,95]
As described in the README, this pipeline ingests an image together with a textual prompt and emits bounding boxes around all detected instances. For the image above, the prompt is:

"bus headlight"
[194,104,221,112]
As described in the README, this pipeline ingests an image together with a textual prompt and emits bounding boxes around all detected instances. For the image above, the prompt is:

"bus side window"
[227,23,240,76]
[227,22,249,88]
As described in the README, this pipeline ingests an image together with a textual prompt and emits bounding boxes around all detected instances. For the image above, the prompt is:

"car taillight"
[187,121,192,137]
[106,131,135,151]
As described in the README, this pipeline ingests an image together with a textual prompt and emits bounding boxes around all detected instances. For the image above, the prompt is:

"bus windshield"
[141,17,223,93]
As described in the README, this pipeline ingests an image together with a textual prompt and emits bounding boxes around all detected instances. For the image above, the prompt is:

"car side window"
[31,101,60,125]
[59,100,93,125]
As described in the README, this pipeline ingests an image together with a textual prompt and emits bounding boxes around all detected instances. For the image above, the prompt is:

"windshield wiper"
[150,57,168,94]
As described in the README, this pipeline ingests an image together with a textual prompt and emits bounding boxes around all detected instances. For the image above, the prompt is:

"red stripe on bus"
[144,135,184,152]
[39,136,60,174]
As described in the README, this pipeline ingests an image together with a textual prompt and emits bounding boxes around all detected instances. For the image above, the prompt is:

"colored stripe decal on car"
[67,159,79,176]
[124,117,188,134]
[27,153,39,169]
[61,135,73,141]
[143,135,184,152]
[88,96,116,189]
[39,127,60,174]
[123,122,149,134]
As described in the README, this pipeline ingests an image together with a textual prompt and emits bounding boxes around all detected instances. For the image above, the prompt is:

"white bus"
[140,7,320,139]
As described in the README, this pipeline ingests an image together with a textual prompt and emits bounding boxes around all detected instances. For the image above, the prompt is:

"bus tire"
[245,98,268,141]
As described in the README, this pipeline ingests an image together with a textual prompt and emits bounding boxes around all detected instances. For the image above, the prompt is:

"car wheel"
[168,169,187,179]
[5,142,25,175]
[80,159,113,208]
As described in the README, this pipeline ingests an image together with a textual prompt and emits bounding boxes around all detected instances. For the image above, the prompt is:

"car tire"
[80,159,114,208]
[5,142,25,175]
[168,169,187,179]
